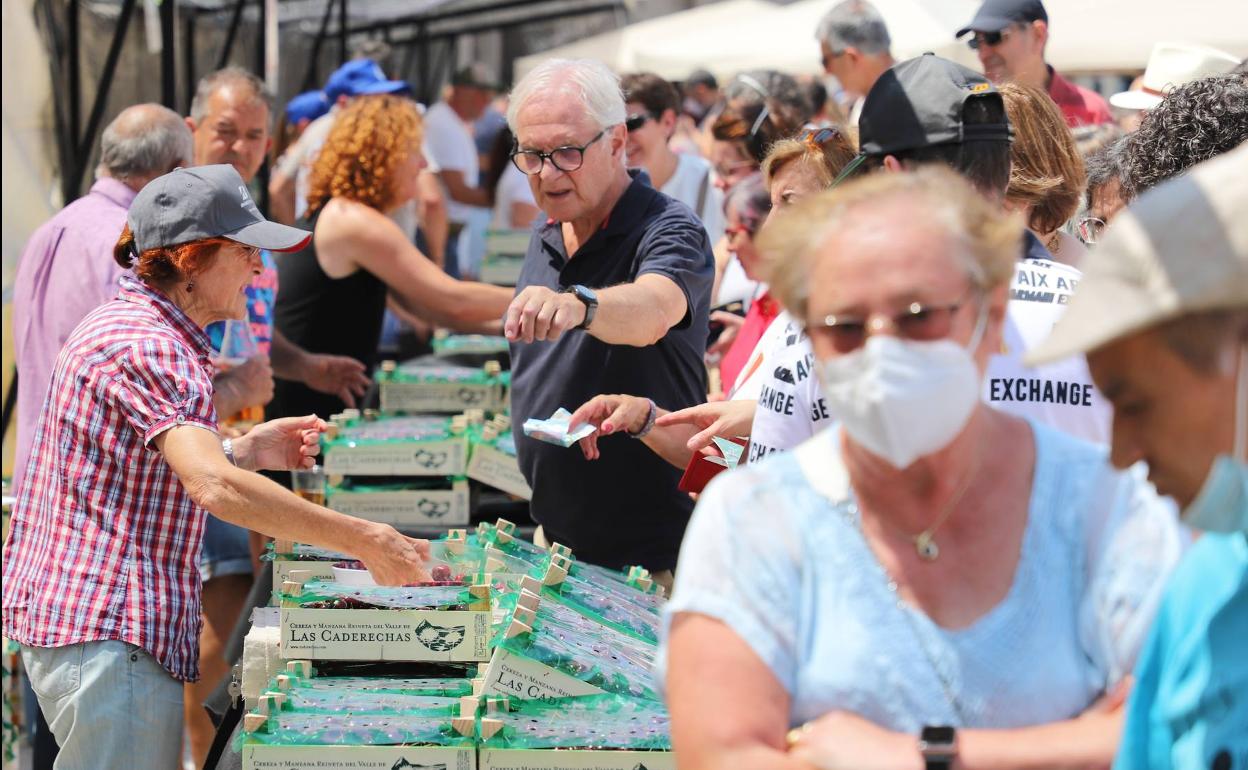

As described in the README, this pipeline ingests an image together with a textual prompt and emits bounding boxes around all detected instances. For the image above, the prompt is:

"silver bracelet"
[222,438,238,466]
[629,399,658,439]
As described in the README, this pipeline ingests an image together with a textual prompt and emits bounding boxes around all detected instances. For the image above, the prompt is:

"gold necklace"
[867,441,984,561]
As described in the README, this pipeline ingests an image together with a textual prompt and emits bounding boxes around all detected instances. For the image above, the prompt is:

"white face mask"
[818,307,987,469]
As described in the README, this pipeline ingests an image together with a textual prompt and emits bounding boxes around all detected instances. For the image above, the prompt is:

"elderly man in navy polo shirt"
[503,58,714,579]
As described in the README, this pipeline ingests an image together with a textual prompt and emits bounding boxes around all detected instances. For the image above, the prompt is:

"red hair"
[113,224,233,285]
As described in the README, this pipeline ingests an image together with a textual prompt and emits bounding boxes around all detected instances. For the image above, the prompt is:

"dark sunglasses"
[799,127,842,147]
[966,23,1026,50]
[625,112,656,132]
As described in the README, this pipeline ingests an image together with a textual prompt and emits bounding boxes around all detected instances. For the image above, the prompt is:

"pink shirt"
[12,177,135,490]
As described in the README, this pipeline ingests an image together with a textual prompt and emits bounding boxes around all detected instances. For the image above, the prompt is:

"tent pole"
[161,0,176,108]
[215,0,246,70]
[300,0,336,91]
[72,0,138,198]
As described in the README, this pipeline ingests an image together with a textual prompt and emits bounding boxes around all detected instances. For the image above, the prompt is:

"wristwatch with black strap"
[563,284,598,330]
[918,725,957,770]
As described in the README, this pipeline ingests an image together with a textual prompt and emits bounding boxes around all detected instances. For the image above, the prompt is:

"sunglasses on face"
[966,24,1026,50]
[625,112,657,132]
[820,49,843,70]
[808,292,976,354]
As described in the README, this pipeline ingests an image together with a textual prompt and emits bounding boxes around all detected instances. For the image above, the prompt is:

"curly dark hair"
[1120,73,1248,199]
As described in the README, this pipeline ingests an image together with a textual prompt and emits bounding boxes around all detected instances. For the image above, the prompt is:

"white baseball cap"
[1027,142,1248,365]
[1110,42,1242,112]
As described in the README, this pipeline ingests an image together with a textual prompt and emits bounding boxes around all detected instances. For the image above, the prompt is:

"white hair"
[816,0,892,56]
[507,59,627,133]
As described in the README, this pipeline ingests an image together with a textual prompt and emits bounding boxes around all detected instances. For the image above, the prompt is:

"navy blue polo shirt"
[1022,229,1051,261]
[509,171,714,571]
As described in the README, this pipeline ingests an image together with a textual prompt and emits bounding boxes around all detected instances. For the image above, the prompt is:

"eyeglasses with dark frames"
[511,129,609,176]
[807,291,978,354]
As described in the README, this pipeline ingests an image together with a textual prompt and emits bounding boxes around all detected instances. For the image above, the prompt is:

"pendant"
[915,532,940,561]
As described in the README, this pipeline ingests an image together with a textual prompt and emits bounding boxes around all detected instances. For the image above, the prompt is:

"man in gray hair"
[13,103,191,495]
[503,58,714,586]
[816,0,895,124]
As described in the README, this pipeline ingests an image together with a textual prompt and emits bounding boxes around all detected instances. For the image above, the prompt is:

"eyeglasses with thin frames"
[511,129,609,176]
[1077,216,1107,245]
[807,291,978,354]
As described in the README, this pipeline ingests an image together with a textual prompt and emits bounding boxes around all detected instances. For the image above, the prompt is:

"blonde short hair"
[759,165,1021,320]
[762,127,858,189]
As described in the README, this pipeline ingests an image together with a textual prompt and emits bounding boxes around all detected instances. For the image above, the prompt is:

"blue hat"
[285,90,331,124]
[324,59,411,101]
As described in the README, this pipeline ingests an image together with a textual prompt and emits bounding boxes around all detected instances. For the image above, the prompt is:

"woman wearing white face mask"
[660,167,1184,770]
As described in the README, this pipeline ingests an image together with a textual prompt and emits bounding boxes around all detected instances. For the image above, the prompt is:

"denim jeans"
[21,640,183,770]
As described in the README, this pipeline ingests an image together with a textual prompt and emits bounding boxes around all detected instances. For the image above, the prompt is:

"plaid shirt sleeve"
[110,337,218,445]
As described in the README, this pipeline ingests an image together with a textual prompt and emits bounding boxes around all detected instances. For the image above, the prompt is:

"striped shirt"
[3,275,219,682]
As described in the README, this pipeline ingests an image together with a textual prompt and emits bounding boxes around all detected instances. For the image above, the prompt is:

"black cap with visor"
[956,0,1047,37]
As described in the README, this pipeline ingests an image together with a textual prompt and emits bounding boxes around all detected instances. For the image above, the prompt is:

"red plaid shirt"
[3,276,219,682]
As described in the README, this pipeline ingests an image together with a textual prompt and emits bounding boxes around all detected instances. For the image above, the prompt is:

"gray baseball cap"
[128,164,311,253]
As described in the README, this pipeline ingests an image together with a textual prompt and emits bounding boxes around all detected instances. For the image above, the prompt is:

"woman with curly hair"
[272,94,513,420]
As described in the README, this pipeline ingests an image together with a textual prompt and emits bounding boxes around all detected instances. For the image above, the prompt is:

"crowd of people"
[3,0,1247,767]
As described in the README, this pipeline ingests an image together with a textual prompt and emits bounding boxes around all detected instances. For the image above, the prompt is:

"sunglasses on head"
[799,127,841,148]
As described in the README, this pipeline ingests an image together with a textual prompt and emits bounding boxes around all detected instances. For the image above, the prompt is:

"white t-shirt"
[661,153,725,244]
[717,256,760,309]
[423,101,483,225]
[491,163,538,230]
[276,108,338,221]
[747,258,1112,463]
[747,334,828,463]
[986,259,1112,445]
[728,311,800,401]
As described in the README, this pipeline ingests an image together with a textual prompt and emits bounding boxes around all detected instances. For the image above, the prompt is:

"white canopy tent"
[632,0,979,82]
[513,0,776,80]
[1039,0,1248,73]
[515,0,1245,83]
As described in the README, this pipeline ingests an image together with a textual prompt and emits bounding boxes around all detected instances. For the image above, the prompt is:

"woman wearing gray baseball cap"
[2,163,432,770]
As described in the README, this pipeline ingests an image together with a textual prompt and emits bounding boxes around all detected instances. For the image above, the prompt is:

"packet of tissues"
[522,408,597,448]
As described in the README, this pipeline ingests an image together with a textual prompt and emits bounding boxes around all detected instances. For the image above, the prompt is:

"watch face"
[576,285,597,303]
[921,726,956,744]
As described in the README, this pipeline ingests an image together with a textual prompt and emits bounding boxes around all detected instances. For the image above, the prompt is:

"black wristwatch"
[918,725,958,770]
[563,284,598,330]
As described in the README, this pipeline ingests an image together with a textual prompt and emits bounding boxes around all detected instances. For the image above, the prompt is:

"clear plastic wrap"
[268,688,461,715]
[483,695,671,750]
[280,581,475,611]
[237,713,464,748]
[493,594,659,701]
